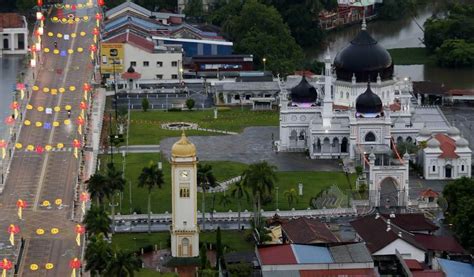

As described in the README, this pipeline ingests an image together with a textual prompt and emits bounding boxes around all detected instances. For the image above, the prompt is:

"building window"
[143,61,149,67]
[179,186,190,198]
[130,61,137,67]
[432,165,436,172]
[346,92,349,99]
[171,74,178,79]
[461,164,465,172]
[156,74,163,79]
[156,61,163,67]
[171,61,178,67]
[365,132,376,142]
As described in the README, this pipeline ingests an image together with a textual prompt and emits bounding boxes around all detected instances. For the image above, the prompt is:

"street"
[0,1,97,276]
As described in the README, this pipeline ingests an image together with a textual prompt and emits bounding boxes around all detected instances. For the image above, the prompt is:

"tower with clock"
[170,132,199,257]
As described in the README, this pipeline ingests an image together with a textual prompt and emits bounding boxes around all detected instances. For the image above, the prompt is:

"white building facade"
[0,13,28,55]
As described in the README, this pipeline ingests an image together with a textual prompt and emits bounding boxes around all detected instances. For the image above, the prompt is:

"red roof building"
[0,13,25,29]
[434,133,458,159]
[281,218,339,244]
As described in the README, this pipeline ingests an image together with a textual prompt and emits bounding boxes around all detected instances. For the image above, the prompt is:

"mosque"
[276,20,471,207]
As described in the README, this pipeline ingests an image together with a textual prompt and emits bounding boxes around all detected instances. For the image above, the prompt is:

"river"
[308,3,474,89]
[0,56,24,140]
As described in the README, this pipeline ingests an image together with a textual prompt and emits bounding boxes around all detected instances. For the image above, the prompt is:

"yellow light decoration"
[74,17,80,23]
[80,31,86,37]
[59,87,66,93]
[87,2,93,7]
[52,88,59,94]
[42,200,50,206]
[65,105,72,110]
[57,33,63,38]
[77,4,83,8]
[32,85,39,91]
[64,4,70,9]
[42,87,49,93]
[68,19,74,24]
[71,33,77,38]
[68,49,74,54]
[26,104,33,109]
[37,106,44,112]
[35,122,42,127]
[57,143,64,149]
[26,145,34,151]
[55,199,62,205]
[50,228,59,235]
[54,106,61,112]
[47,32,53,37]
[53,121,60,127]
[45,263,54,270]
[15,143,22,149]
[44,48,50,53]
[69,86,76,91]
[52,17,58,22]
[36,229,45,235]
[30,264,39,271]
[61,18,67,23]
[64,119,71,125]
[53,49,59,54]
[83,16,89,21]
[77,47,83,53]
[45,145,52,151]
[24,120,31,126]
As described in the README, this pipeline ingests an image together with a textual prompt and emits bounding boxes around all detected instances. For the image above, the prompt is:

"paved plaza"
[161,126,341,171]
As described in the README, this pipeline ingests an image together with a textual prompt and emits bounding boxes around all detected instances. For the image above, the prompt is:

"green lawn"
[128,108,278,145]
[387,47,435,65]
[111,230,253,254]
[137,269,177,277]
[100,154,355,214]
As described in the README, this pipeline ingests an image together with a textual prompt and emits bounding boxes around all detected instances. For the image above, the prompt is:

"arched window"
[341,137,348,153]
[365,132,376,142]
[290,130,297,141]
[397,136,403,144]
[406,136,413,143]
[346,92,349,99]
[299,130,306,140]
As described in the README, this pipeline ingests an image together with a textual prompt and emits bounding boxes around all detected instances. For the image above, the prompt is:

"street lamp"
[112,58,119,120]
[262,57,267,72]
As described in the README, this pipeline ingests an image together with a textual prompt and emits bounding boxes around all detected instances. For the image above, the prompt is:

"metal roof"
[329,243,373,263]
[292,245,333,264]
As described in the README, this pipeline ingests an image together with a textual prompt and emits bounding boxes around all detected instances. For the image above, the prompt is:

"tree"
[184,0,203,18]
[216,227,223,268]
[185,98,195,110]
[396,141,419,155]
[199,243,209,269]
[104,249,142,277]
[83,205,111,238]
[227,262,253,277]
[436,39,474,68]
[443,177,474,219]
[452,197,474,250]
[106,163,126,194]
[197,163,216,231]
[231,181,250,231]
[241,161,278,225]
[86,173,110,206]
[378,0,416,20]
[15,0,35,12]
[85,234,113,276]
[208,0,243,26]
[141,98,149,112]
[219,194,231,209]
[224,0,304,75]
[283,188,298,209]
[138,161,165,233]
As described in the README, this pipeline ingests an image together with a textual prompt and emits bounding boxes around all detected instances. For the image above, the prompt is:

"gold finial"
[171,130,196,157]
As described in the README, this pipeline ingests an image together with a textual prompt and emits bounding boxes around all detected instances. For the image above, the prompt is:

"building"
[170,132,199,257]
[190,55,253,75]
[433,258,474,276]
[0,13,28,55]
[351,213,465,263]
[256,243,377,277]
[101,31,182,86]
[281,217,339,244]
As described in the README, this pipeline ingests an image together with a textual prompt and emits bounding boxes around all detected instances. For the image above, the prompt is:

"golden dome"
[171,132,196,158]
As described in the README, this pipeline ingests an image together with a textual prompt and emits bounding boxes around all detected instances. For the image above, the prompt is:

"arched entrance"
[445,165,452,178]
[3,38,9,49]
[379,177,399,208]
[341,137,348,153]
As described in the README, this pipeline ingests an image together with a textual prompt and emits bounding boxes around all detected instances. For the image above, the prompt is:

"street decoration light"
[73,139,81,159]
[16,199,27,219]
[7,224,20,246]
[69,258,81,277]
[0,140,6,159]
[79,192,89,214]
[0,259,13,277]
[75,225,85,246]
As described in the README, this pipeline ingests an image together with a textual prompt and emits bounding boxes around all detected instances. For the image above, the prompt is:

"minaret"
[322,49,333,127]
[170,132,199,257]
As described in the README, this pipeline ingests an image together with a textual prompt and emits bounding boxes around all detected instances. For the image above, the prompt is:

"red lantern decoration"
[89,45,97,52]
[16,199,27,209]
[16,83,25,90]
[0,258,13,270]
[10,102,19,110]
[35,145,44,154]
[76,117,84,126]
[98,0,105,6]
[5,116,14,125]
[80,102,87,110]
[72,139,81,148]
[83,83,91,91]
[75,225,86,234]
[69,258,81,269]
[30,44,36,53]
[92,28,100,36]
[95,13,102,20]
[0,140,6,148]
[79,192,89,202]
[37,0,43,7]
[7,225,20,235]
[71,4,76,11]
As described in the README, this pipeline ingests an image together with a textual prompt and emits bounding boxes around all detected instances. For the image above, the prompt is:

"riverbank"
[387,47,435,65]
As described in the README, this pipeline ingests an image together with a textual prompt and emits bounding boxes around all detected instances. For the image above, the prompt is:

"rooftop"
[0,13,25,29]
[105,31,155,52]
[281,217,339,244]
[437,258,474,276]
[380,213,438,232]
[414,234,465,254]
[433,133,459,159]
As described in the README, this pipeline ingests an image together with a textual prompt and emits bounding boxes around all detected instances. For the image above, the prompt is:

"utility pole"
[109,112,113,163]
[113,58,118,120]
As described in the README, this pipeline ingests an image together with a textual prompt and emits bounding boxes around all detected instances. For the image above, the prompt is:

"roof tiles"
[434,133,459,159]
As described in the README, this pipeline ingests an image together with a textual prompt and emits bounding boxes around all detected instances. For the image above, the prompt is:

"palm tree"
[283,188,298,209]
[86,173,110,206]
[138,161,164,233]
[219,194,232,209]
[83,205,111,238]
[106,163,126,194]
[231,181,249,231]
[241,161,277,224]
[104,249,142,277]
[197,163,216,231]
[85,233,113,276]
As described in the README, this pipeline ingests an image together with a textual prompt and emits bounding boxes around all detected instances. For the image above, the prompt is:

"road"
[0,1,97,276]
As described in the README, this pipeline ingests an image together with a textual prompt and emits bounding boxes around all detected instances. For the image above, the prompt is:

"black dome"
[290,77,317,103]
[334,30,393,82]
[356,82,382,114]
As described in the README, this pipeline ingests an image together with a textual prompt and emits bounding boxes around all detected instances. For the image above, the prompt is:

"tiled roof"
[414,234,465,253]
[106,32,155,53]
[404,259,423,270]
[0,13,25,29]
[389,102,401,112]
[282,217,339,244]
[350,214,424,253]
[420,188,439,198]
[258,244,296,265]
[300,269,377,276]
[412,270,444,277]
[121,71,141,79]
[413,81,449,95]
[380,213,438,232]
[333,104,350,111]
[433,133,459,159]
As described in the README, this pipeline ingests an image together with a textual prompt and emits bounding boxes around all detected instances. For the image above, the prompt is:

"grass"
[128,108,278,145]
[137,269,177,277]
[100,153,355,214]
[387,47,435,65]
[111,230,254,254]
